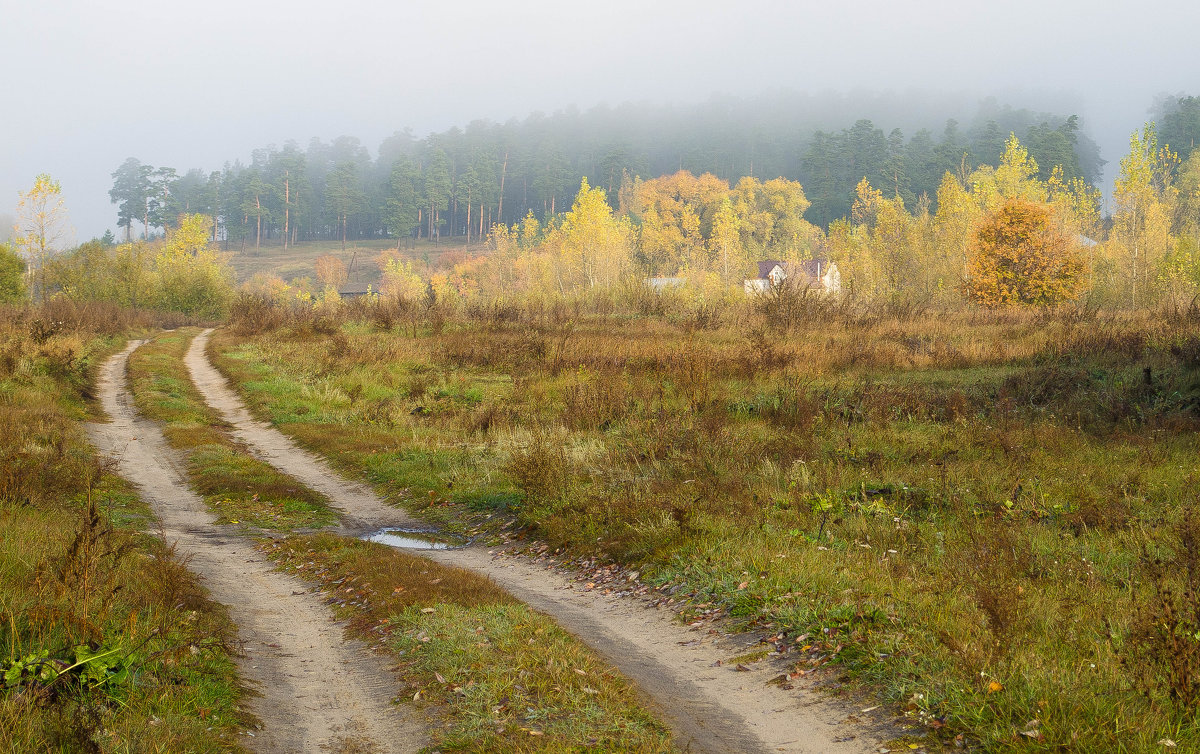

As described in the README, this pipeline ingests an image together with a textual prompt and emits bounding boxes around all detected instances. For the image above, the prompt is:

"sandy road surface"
[86,341,425,754]
[190,329,883,754]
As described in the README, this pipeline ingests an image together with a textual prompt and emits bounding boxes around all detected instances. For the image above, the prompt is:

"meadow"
[211,289,1200,751]
[229,237,481,292]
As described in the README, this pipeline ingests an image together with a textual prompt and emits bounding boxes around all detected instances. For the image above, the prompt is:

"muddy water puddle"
[364,528,469,550]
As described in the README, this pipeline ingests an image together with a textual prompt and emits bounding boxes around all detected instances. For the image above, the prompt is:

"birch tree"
[13,173,69,303]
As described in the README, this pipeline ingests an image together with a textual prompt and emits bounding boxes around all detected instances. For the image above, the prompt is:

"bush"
[504,432,571,523]
[0,243,25,304]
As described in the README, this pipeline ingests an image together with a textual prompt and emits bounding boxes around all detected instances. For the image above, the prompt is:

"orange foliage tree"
[966,199,1087,306]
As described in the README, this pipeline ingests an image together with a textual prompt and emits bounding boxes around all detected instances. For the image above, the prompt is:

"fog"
[3,0,1198,238]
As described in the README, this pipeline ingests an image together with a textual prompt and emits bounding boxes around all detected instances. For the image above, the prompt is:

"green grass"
[127,328,337,530]
[212,333,517,538]
[0,310,248,752]
[212,303,1200,751]
[264,533,674,752]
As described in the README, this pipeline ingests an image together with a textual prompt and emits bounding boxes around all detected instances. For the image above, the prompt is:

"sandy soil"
[86,341,425,754]
[190,329,887,754]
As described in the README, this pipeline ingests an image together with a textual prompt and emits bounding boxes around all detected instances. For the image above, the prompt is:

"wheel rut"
[87,341,425,754]
[188,329,884,754]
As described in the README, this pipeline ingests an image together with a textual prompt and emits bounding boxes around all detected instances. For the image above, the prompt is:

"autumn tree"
[559,178,634,290]
[969,133,1047,211]
[315,254,348,290]
[45,241,118,302]
[633,171,728,274]
[932,172,982,285]
[378,252,426,301]
[709,198,747,283]
[13,173,70,303]
[966,199,1086,306]
[1112,124,1179,307]
[153,214,234,318]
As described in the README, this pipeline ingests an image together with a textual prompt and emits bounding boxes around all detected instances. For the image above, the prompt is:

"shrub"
[504,432,571,523]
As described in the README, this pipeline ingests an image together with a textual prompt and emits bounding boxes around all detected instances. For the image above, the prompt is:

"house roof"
[795,258,831,278]
[756,260,784,279]
[753,259,832,281]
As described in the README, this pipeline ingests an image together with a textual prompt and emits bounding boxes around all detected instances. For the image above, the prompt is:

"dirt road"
[189,329,883,754]
[184,332,415,533]
[87,341,425,754]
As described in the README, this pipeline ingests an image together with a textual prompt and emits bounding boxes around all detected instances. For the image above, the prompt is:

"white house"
[744,259,841,295]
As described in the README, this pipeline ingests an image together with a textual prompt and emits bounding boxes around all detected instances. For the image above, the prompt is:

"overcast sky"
[3,0,1198,239]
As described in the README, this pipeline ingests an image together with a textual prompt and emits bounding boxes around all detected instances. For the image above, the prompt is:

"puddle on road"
[364,528,468,550]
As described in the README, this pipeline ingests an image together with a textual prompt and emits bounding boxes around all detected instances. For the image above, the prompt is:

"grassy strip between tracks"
[127,327,337,531]
[264,533,674,752]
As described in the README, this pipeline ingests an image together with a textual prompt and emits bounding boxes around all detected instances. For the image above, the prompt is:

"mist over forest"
[103,89,1146,249]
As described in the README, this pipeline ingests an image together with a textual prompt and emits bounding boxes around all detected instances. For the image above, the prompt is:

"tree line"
[376,124,1198,311]
[5,93,1197,315]
[107,93,1138,249]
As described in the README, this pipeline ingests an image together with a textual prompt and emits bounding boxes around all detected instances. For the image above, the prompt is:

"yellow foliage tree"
[153,214,234,318]
[634,171,728,274]
[933,172,982,285]
[970,134,1047,211]
[708,198,747,284]
[966,199,1087,306]
[315,255,348,290]
[13,173,69,303]
[558,178,634,289]
[378,253,426,301]
[1113,123,1179,307]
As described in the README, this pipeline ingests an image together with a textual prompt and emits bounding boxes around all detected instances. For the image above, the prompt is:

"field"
[209,292,1200,751]
[225,237,484,289]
